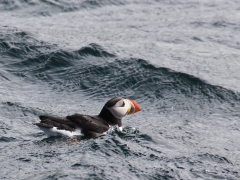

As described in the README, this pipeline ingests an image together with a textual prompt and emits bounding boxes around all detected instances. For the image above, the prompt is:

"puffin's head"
[104,97,141,119]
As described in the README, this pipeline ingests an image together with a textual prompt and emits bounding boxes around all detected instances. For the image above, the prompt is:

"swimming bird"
[33,97,141,138]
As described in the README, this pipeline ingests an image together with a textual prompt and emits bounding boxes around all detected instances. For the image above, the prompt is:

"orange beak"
[129,100,141,114]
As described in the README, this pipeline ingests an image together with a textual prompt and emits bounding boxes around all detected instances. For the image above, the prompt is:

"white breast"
[39,127,82,137]
[39,125,122,137]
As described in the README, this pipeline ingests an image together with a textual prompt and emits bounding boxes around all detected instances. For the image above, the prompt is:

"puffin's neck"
[98,107,122,127]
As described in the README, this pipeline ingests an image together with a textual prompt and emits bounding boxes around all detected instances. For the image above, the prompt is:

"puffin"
[33,97,141,138]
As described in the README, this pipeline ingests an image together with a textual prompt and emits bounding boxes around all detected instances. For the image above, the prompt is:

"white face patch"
[107,99,132,119]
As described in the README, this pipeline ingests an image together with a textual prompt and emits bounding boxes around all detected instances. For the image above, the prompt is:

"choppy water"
[1,0,240,179]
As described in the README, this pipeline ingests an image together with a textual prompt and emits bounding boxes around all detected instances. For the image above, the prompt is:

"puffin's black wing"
[66,114,110,134]
[34,114,110,138]
[34,115,76,131]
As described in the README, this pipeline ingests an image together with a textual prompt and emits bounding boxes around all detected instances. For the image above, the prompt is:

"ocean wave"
[1,28,239,115]
[0,0,152,16]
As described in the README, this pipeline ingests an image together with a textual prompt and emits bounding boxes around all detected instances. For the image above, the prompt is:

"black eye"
[121,101,125,107]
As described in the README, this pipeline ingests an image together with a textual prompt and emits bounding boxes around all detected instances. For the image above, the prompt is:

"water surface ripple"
[0,0,240,180]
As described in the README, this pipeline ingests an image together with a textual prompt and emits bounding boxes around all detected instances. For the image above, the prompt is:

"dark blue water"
[1,0,240,179]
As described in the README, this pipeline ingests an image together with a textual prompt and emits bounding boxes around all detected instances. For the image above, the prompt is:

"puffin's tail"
[33,115,76,131]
